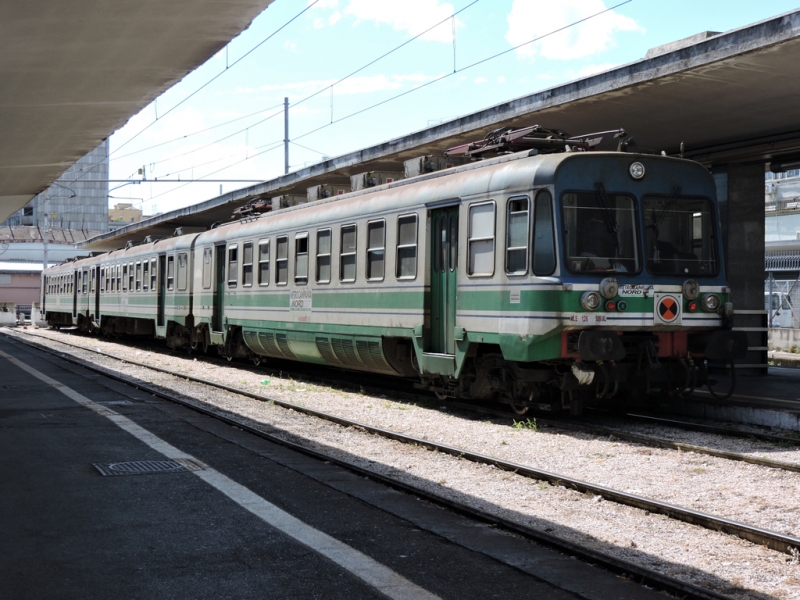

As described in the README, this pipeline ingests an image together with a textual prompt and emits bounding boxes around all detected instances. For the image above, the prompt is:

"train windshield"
[563,191,639,274]
[643,195,718,276]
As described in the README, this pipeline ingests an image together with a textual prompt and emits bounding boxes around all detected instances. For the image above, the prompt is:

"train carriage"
[93,236,198,343]
[42,135,747,413]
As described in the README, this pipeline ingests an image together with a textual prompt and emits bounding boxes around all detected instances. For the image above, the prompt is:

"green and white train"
[41,147,747,413]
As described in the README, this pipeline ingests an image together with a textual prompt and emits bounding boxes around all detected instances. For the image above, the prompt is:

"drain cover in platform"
[93,458,207,476]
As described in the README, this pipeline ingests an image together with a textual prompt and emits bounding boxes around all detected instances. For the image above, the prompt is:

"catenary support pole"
[284,97,289,175]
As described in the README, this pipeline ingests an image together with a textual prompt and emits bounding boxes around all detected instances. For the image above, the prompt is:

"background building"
[2,140,109,233]
[0,142,109,316]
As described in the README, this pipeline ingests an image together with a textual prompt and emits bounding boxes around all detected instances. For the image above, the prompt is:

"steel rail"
[429,398,800,473]
[27,330,800,474]
[621,412,800,445]
[8,329,800,558]
[2,329,734,600]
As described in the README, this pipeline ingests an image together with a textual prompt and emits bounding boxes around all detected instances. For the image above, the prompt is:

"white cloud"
[283,40,298,52]
[497,76,506,83]
[474,77,487,84]
[505,0,642,60]
[313,17,325,29]
[329,11,342,25]
[310,0,339,7]
[345,0,461,43]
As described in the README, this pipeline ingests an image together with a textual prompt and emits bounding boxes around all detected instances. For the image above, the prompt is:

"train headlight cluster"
[581,291,602,311]
[702,293,721,312]
[629,162,645,180]
[682,279,699,300]
[599,277,618,299]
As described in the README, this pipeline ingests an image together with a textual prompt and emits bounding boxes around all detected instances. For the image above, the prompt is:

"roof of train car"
[194,150,708,246]
[98,234,200,264]
[196,150,559,246]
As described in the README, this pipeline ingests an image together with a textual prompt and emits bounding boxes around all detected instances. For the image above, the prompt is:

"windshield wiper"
[652,186,683,232]
[594,182,621,258]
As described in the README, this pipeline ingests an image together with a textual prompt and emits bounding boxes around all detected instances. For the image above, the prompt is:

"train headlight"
[599,277,618,299]
[581,291,602,311]
[701,293,720,312]
[629,162,645,180]
[682,279,699,300]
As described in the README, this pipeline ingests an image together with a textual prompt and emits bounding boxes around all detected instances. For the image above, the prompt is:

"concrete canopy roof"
[82,9,800,251]
[0,0,275,223]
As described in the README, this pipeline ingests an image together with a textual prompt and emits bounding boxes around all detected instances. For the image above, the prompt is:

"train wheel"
[252,356,261,367]
[510,402,529,415]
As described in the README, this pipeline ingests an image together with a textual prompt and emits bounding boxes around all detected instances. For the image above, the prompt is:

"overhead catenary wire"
[110,1,322,157]
[65,0,480,189]
[166,0,634,192]
[75,0,483,181]
[66,2,320,183]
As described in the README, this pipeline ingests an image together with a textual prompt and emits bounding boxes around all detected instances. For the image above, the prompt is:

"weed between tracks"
[512,418,539,432]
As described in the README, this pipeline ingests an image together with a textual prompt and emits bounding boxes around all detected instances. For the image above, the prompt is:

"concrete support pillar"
[713,163,767,373]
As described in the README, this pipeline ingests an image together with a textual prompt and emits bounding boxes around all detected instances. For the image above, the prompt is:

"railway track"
[3,327,740,600]
[8,328,800,560]
[16,329,800,474]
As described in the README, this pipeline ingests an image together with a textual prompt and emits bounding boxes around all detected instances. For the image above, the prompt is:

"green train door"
[212,244,225,333]
[429,207,459,354]
[94,265,101,324]
[157,255,166,327]
[72,271,78,318]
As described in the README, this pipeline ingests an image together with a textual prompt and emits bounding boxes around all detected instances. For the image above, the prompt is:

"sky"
[106,0,800,216]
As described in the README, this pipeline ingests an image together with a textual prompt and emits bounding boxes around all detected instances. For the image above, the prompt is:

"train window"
[122,265,127,291]
[316,229,331,283]
[128,262,135,291]
[109,266,114,292]
[167,256,175,291]
[135,262,142,291]
[227,245,238,288]
[178,253,188,291]
[396,215,418,279]
[643,195,718,276]
[203,247,213,289]
[82,270,88,294]
[563,191,638,274]
[276,236,288,285]
[242,243,254,287]
[532,191,556,276]
[366,220,385,281]
[143,261,149,291]
[505,197,530,275]
[340,225,357,282]
[100,268,105,293]
[258,240,270,286]
[116,265,121,292]
[294,234,308,285]
[90,269,95,293]
[468,201,496,276]
[150,259,157,290]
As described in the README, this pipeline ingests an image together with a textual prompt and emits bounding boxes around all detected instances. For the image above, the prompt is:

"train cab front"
[552,153,748,406]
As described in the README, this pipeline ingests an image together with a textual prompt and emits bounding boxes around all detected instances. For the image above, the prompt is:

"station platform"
[0,334,660,600]
[659,364,800,432]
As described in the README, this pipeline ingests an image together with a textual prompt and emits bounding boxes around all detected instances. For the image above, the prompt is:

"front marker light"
[599,277,618,299]
[581,291,602,311]
[702,293,720,312]
[682,279,699,300]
